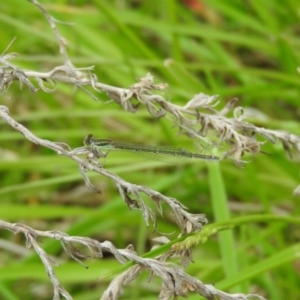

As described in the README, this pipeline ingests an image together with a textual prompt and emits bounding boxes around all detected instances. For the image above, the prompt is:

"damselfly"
[84,134,219,163]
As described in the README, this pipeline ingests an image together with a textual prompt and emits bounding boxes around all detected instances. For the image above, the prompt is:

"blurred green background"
[0,0,300,299]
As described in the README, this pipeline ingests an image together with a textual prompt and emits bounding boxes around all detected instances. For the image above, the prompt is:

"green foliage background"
[0,0,300,299]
